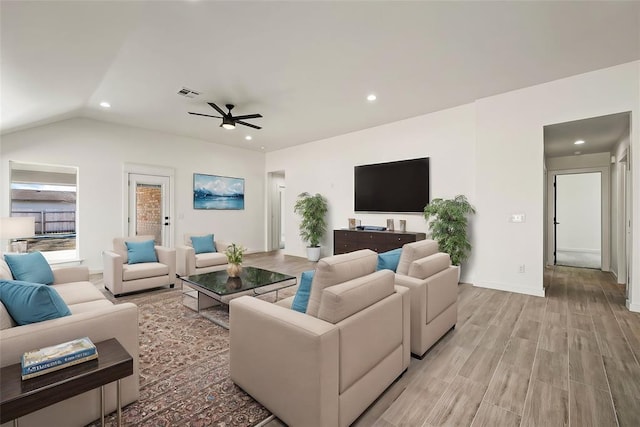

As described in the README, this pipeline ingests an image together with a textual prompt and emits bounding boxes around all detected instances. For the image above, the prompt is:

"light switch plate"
[510,213,526,223]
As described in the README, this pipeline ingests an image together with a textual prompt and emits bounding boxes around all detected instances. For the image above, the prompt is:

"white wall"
[631,60,640,311]
[266,104,478,282]
[0,118,265,271]
[474,62,638,298]
[555,173,601,252]
[267,61,639,300]
[547,152,611,170]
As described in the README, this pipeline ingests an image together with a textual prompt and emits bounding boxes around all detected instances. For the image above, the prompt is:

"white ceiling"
[2,1,639,152]
[544,112,631,159]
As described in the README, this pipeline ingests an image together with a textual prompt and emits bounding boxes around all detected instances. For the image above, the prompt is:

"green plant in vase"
[423,195,476,270]
[294,192,328,261]
[225,243,246,277]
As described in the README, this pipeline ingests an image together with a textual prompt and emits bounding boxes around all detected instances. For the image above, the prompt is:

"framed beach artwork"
[193,173,245,210]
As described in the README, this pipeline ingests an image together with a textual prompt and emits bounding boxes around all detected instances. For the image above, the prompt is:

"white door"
[555,172,602,269]
[279,184,286,249]
[625,165,632,295]
[128,173,171,247]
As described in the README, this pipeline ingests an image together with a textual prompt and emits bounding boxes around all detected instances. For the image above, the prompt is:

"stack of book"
[21,337,98,380]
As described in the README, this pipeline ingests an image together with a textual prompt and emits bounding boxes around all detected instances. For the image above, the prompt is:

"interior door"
[128,173,171,247]
[555,172,602,269]
[553,175,558,265]
[279,184,285,249]
[625,164,632,295]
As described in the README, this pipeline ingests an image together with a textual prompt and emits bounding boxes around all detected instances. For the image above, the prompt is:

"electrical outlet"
[518,264,525,273]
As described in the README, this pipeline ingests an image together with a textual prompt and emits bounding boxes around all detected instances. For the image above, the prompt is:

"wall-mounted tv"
[354,157,429,213]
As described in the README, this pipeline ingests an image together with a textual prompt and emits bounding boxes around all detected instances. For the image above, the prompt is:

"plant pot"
[455,265,461,284]
[227,263,242,278]
[226,276,242,290]
[307,247,321,262]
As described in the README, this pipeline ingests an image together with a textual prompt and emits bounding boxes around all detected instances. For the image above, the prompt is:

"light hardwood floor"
[244,252,640,427]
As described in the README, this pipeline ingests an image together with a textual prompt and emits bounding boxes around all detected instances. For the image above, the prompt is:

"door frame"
[122,163,175,247]
[546,166,610,271]
[266,171,285,251]
[617,149,629,285]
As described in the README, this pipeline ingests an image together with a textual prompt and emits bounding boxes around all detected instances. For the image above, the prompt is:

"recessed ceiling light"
[367,94,377,102]
[575,151,581,155]
[245,135,252,141]
[574,140,585,145]
[260,146,265,150]
[99,101,111,108]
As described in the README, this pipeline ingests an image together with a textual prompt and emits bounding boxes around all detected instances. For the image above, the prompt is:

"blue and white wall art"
[193,173,245,210]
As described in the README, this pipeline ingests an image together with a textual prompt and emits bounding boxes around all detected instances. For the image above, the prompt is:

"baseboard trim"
[474,281,545,297]
[626,300,640,313]
[556,248,601,254]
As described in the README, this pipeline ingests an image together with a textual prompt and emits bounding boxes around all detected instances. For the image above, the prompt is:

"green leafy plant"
[423,195,476,266]
[294,192,328,247]
[225,243,246,264]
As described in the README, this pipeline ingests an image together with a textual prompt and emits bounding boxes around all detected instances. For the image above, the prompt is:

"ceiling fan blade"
[237,120,262,130]
[188,112,223,119]
[232,113,263,120]
[207,102,227,116]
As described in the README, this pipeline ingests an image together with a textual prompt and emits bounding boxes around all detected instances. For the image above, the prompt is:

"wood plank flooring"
[245,252,640,427]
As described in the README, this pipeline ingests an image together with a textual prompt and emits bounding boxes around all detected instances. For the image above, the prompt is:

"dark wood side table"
[333,228,427,254]
[1,338,133,427]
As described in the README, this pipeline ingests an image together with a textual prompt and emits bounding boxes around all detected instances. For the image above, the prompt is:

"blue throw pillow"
[0,280,71,326]
[4,252,54,285]
[291,270,315,313]
[125,240,158,264]
[376,248,403,272]
[191,234,216,254]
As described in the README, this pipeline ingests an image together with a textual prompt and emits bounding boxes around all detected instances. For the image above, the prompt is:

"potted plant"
[225,243,246,277]
[294,192,328,261]
[423,195,476,280]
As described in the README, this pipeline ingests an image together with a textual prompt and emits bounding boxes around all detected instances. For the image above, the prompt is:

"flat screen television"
[354,157,430,213]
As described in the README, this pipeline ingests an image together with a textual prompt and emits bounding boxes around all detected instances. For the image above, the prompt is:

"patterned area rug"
[87,287,271,426]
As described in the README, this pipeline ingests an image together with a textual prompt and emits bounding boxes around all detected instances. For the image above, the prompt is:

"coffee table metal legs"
[8,382,117,427]
[101,385,105,426]
[117,379,122,426]
[99,381,123,426]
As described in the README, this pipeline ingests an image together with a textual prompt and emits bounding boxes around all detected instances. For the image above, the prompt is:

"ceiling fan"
[188,102,263,130]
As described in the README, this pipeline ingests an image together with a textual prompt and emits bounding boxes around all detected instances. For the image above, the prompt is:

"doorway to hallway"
[554,172,602,269]
[267,171,285,251]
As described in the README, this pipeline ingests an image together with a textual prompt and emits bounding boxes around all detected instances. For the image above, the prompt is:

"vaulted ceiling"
[2,1,639,152]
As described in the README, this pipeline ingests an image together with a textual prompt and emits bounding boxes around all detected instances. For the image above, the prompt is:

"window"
[10,162,78,262]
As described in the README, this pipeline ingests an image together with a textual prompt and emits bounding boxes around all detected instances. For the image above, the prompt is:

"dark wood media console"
[333,229,426,255]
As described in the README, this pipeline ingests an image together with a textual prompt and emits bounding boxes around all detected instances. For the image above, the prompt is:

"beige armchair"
[229,249,410,427]
[176,233,229,277]
[395,239,458,358]
[102,235,176,297]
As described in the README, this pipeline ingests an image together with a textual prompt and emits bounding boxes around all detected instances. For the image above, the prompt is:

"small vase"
[227,263,242,277]
[226,276,242,290]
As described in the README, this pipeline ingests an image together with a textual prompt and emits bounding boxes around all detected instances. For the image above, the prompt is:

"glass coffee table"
[180,266,296,329]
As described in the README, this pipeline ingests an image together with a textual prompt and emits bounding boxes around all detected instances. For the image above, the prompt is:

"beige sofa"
[229,249,410,427]
[176,233,229,277]
[0,261,139,427]
[103,235,176,296]
[395,239,458,358]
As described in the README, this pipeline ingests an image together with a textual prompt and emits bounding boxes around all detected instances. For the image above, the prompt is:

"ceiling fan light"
[221,116,235,130]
